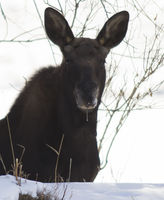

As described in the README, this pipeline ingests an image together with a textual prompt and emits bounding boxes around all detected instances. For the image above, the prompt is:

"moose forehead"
[64,38,108,60]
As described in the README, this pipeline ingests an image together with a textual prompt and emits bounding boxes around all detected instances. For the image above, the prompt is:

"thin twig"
[46,134,64,182]
[0,154,6,174]
[6,116,15,170]
[33,0,56,63]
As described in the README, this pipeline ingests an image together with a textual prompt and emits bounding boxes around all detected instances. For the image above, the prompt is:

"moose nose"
[77,81,98,95]
[74,82,99,112]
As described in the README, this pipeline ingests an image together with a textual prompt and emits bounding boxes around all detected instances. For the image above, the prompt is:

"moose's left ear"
[96,11,129,49]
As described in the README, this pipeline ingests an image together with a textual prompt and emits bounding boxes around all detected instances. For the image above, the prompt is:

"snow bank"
[0,175,164,200]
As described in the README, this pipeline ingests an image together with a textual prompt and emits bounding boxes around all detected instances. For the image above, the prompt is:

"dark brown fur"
[0,8,129,182]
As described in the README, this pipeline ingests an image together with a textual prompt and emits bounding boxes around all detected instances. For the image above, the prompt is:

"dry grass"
[19,192,52,200]
[5,117,66,183]
[19,184,70,200]
[46,134,64,182]
[3,118,71,199]
[19,191,54,200]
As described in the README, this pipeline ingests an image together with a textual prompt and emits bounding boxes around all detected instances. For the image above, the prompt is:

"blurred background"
[0,0,164,183]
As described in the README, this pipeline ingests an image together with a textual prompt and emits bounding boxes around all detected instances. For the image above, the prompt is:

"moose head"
[45,8,129,114]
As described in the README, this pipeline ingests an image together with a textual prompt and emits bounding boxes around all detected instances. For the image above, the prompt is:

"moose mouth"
[74,88,98,113]
[76,98,98,112]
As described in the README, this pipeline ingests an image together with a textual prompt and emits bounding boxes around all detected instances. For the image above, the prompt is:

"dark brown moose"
[0,7,129,182]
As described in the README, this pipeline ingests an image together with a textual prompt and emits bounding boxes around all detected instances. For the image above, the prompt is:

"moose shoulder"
[0,7,129,182]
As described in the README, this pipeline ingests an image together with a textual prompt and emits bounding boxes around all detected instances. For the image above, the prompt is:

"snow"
[0,175,164,200]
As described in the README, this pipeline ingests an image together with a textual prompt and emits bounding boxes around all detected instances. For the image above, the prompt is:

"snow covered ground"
[0,175,164,200]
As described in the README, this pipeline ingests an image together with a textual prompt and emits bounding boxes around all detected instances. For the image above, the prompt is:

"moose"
[0,7,129,182]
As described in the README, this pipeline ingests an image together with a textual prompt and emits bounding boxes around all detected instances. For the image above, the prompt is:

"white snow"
[0,175,164,200]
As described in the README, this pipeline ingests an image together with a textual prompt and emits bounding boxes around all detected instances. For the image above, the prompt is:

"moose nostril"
[87,102,92,107]
[87,98,98,108]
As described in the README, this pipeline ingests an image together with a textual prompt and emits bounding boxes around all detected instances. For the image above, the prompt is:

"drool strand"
[86,109,89,122]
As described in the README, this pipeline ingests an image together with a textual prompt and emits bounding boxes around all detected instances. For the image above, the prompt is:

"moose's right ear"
[44,7,74,49]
